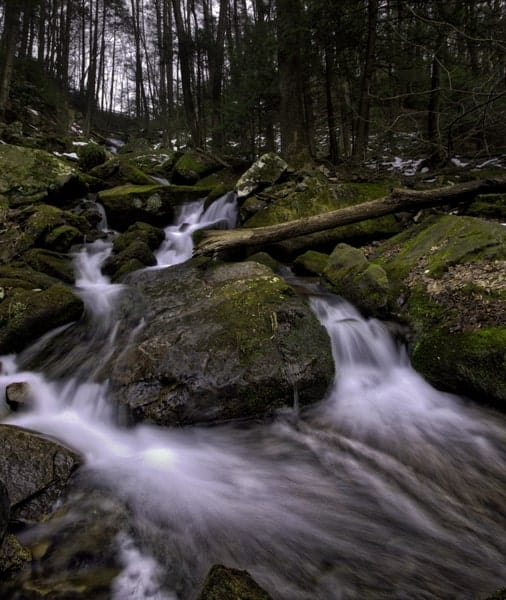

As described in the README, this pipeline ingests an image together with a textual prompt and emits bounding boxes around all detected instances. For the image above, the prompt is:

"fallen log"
[194,177,506,257]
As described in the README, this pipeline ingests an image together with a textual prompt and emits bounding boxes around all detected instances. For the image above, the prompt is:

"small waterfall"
[155,192,237,266]
[1,197,505,599]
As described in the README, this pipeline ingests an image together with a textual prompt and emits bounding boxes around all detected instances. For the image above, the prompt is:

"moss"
[411,327,506,408]
[44,225,82,253]
[77,143,107,172]
[23,248,75,284]
[464,193,506,220]
[235,153,288,198]
[113,222,165,253]
[103,241,156,280]
[0,534,31,574]
[197,564,273,600]
[336,181,393,204]
[118,158,156,185]
[482,589,506,600]
[246,252,281,272]
[171,150,222,184]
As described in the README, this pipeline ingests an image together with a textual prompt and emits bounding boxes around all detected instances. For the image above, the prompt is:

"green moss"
[0,534,31,574]
[465,193,506,220]
[113,222,165,253]
[197,564,273,600]
[77,143,107,172]
[172,150,222,184]
[23,248,75,283]
[44,225,82,253]
[336,181,393,204]
[293,250,329,276]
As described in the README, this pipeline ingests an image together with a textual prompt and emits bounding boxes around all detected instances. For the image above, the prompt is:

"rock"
[103,240,156,281]
[88,156,158,188]
[43,225,83,253]
[97,183,214,230]
[23,248,76,284]
[76,143,107,172]
[112,222,165,254]
[293,250,329,276]
[128,148,180,177]
[0,479,8,544]
[0,144,86,207]
[0,424,81,522]
[0,284,84,354]
[197,564,273,600]
[171,149,223,185]
[370,215,506,408]
[5,382,32,411]
[323,244,389,316]
[0,266,59,296]
[235,153,288,199]
[464,193,506,221]
[105,259,334,425]
[0,533,31,575]
[0,490,128,598]
[483,589,506,600]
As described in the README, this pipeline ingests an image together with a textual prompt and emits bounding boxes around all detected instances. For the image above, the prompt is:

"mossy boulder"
[235,153,288,199]
[197,564,273,600]
[171,149,223,185]
[200,167,244,201]
[105,260,333,425]
[0,533,31,575]
[0,144,86,206]
[23,248,75,284]
[464,193,506,221]
[76,143,107,172]
[97,183,214,230]
[0,266,59,298]
[370,215,506,407]
[293,250,329,276]
[128,149,179,176]
[0,424,81,522]
[88,157,156,188]
[322,244,389,315]
[0,285,83,353]
[112,222,165,254]
[103,240,156,281]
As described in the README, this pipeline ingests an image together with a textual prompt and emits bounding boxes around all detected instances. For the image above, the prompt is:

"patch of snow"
[27,107,39,116]
[72,141,89,147]
[476,158,499,169]
[53,151,79,160]
[421,167,429,174]
[451,157,468,167]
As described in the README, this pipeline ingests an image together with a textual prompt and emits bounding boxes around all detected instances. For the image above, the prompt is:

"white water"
[1,196,505,599]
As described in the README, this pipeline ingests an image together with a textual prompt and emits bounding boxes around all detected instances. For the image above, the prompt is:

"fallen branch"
[194,177,506,257]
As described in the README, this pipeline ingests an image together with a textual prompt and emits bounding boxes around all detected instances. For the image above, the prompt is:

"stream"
[1,193,505,599]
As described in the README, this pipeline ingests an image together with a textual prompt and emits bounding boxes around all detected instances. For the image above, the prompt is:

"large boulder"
[97,183,214,230]
[0,480,8,544]
[0,144,86,207]
[235,153,288,199]
[105,259,334,425]
[370,214,506,408]
[0,284,84,354]
[197,564,273,600]
[0,425,81,522]
[171,149,223,185]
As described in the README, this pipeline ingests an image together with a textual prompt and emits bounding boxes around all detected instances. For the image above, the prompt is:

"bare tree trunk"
[0,3,21,116]
[194,178,506,256]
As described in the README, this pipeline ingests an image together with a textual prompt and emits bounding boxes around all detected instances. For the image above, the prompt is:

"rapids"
[1,194,505,599]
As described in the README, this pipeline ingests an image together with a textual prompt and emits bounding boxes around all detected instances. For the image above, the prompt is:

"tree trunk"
[0,2,21,116]
[194,178,506,256]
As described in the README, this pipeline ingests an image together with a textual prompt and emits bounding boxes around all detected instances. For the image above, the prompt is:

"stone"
[171,149,223,185]
[103,240,156,281]
[0,424,81,522]
[0,479,8,544]
[235,153,288,199]
[23,248,75,284]
[105,259,334,425]
[5,382,32,411]
[197,564,273,600]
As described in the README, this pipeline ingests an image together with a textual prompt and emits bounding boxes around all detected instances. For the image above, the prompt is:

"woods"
[0,1,504,164]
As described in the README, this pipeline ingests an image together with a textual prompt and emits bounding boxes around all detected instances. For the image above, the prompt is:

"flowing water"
[1,194,505,599]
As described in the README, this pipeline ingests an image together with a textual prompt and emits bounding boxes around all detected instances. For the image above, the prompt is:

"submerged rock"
[197,564,273,600]
[0,425,81,522]
[106,259,333,425]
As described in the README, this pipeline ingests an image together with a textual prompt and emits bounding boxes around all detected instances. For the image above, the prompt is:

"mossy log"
[194,177,506,256]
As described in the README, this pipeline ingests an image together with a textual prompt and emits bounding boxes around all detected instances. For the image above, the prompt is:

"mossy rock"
[411,327,506,408]
[43,225,83,253]
[23,248,75,284]
[0,144,83,205]
[323,244,389,315]
[106,260,334,425]
[97,183,214,230]
[0,285,83,353]
[0,480,8,544]
[171,149,223,184]
[112,222,165,254]
[0,266,59,294]
[245,252,281,272]
[197,564,273,600]
[103,240,156,281]
[88,157,155,188]
[77,143,107,172]
[483,589,506,600]
[235,153,288,199]
[129,149,180,176]
[0,534,31,575]
[293,250,329,276]
[200,167,243,201]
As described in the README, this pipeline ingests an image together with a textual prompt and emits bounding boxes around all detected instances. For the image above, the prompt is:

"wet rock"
[112,222,165,254]
[76,143,107,172]
[103,240,156,281]
[0,479,8,544]
[293,250,329,277]
[0,144,86,207]
[5,382,32,411]
[0,284,83,354]
[370,215,506,408]
[171,149,223,185]
[23,249,75,284]
[0,533,31,575]
[235,153,288,199]
[88,156,158,189]
[0,424,81,523]
[106,259,334,425]
[197,564,273,600]
[98,183,214,230]
[323,244,389,316]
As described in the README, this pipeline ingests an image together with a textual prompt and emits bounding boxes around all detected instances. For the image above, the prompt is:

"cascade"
[0,195,504,599]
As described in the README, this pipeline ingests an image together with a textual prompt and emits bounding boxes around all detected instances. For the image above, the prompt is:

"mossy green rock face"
[171,149,223,185]
[0,284,83,353]
[103,240,156,281]
[0,144,84,206]
[323,244,389,315]
[0,424,81,522]
[464,193,506,220]
[197,564,273,600]
[106,260,333,425]
[293,250,329,276]
[370,215,506,407]
[23,248,75,284]
[88,156,156,188]
[98,184,213,230]
[235,153,288,199]
[129,149,179,176]
[0,533,31,575]
[112,222,165,253]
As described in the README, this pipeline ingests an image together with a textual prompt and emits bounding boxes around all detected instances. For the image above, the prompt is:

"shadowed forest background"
[0,0,505,165]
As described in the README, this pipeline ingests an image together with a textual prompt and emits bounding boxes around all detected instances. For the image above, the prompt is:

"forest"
[0,0,505,164]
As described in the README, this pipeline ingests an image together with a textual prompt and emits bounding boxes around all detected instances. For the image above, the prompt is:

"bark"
[0,2,21,115]
[194,178,506,257]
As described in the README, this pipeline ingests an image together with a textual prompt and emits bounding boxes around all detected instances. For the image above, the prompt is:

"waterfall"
[1,195,505,599]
